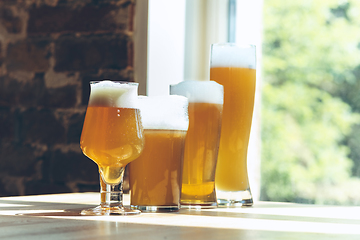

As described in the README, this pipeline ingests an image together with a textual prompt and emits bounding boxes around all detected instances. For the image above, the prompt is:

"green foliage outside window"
[261,0,360,205]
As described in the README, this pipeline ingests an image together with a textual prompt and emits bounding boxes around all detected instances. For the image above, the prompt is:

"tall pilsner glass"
[80,80,144,215]
[210,43,256,206]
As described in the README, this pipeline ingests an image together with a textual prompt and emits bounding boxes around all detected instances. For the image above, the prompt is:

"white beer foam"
[210,43,256,69]
[138,95,189,131]
[89,80,138,108]
[170,80,223,105]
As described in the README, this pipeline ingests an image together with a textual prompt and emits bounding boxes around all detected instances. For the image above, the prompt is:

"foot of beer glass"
[216,188,253,207]
[180,201,218,210]
[81,206,140,216]
[131,205,180,213]
[81,168,140,216]
[180,192,218,209]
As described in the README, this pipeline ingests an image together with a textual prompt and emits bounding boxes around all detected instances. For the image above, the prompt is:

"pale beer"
[210,44,256,206]
[80,107,143,185]
[170,81,223,208]
[129,129,186,207]
[79,80,144,215]
[129,95,189,211]
[181,102,223,206]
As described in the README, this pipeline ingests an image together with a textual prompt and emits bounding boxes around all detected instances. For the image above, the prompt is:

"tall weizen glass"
[170,81,223,209]
[210,43,256,206]
[129,96,189,212]
[80,80,144,215]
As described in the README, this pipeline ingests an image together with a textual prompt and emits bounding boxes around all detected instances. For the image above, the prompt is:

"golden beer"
[170,80,224,208]
[129,95,189,211]
[79,80,144,216]
[129,129,186,207]
[210,43,256,206]
[80,106,143,185]
[181,102,223,206]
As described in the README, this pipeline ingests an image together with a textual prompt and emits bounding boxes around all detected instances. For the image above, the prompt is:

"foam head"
[88,80,139,108]
[170,80,223,105]
[210,43,256,69]
[138,95,189,131]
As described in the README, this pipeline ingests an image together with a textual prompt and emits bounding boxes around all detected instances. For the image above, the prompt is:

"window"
[136,0,360,205]
[135,0,262,201]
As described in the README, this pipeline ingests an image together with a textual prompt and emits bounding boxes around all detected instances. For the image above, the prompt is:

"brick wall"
[0,0,136,196]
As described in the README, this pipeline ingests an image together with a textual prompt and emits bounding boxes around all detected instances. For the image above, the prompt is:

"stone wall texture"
[0,0,136,196]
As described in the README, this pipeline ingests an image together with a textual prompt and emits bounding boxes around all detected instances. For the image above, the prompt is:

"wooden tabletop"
[0,193,359,239]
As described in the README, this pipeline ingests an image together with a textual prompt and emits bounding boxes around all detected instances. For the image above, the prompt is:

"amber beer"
[129,129,186,207]
[129,95,189,211]
[79,80,144,216]
[170,81,223,208]
[210,43,256,206]
[80,107,143,185]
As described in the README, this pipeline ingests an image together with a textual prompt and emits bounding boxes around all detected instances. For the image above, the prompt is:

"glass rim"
[90,80,139,86]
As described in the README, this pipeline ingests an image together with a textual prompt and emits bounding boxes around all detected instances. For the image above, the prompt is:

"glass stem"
[100,167,125,209]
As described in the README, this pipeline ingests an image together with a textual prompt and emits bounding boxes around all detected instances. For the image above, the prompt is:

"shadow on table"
[0,199,94,216]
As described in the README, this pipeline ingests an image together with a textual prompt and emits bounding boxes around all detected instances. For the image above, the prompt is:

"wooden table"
[0,193,359,239]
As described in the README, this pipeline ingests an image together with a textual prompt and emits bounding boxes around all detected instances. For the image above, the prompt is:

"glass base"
[180,201,217,210]
[81,206,141,216]
[131,205,179,212]
[216,189,253,207]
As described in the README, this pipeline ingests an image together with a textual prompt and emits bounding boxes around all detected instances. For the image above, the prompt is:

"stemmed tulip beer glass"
[80,81,144,215]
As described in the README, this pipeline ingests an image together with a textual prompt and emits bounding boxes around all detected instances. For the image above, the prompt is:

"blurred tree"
[261,0,360,204]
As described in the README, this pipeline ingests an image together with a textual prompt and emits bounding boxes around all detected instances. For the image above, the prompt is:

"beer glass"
[210,43,256,206]
[80,80,144,215]
[170,80,223,209]
[129,96,189,212]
